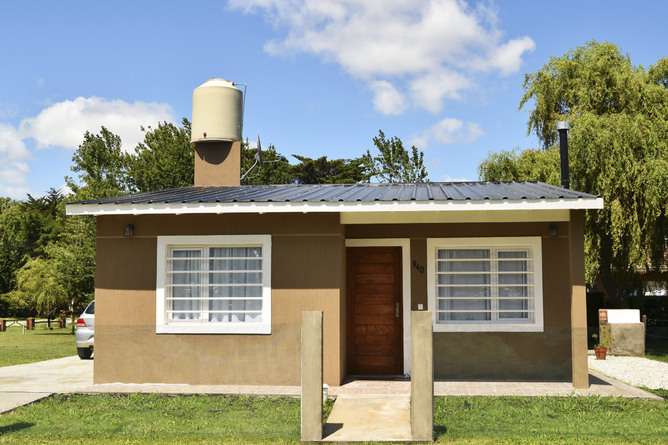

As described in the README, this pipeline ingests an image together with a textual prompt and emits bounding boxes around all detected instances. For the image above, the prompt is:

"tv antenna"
[241,135,281,182]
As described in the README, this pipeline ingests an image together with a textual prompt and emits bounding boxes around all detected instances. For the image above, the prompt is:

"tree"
[291,155,368,184]
[240,143,368,185]
[16,253,67,315]
[480,41,668,308]
[125,119,195,192]
[241,142,292,185]
[0,190,67,299]
[363,130,428,183]
[0,199,27,296]
[478,147,560,185]
[9,202,95,317]
[66,127,127,199]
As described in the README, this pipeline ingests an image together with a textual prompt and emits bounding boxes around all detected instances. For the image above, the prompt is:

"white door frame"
[345,238,412,376]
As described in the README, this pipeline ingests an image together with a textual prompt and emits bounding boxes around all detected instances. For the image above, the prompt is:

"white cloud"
[0,161,30,198]
[0,124,31,197]
[0,97,175,198]
[467,36,536,75]
[369,80,407,115]
[415,117,485,147]
[409,69,471,114]
[18,96,175,152]
[229,0,534,114]
[0,123,31,161]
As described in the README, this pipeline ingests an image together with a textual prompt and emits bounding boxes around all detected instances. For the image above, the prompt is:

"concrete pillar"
[411,311,433,441]
[569,210,589,389]
[301,311,323,442]
[194,140,241,186]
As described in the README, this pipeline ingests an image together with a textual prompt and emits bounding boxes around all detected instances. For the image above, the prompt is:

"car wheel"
[77,347,93,359]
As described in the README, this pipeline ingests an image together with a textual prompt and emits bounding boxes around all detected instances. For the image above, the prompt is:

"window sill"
[156,323,271,335]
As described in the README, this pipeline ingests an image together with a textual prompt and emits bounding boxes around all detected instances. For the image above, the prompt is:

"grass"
[433,396,668,443]
[0,394,665,444]
[0,394,301,444]
[0,325,75,367]
[640,387,668,399]
[645,338,668,363]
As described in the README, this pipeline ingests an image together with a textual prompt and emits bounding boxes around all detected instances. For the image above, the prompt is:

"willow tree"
[481,41,668,308]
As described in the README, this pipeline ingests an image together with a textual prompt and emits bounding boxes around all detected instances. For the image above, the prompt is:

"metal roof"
[66,181,603,216]
[69,181,598,205]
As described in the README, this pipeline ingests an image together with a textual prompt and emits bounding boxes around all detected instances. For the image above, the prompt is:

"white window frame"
[427,237,543,332]
[156,235,271,334]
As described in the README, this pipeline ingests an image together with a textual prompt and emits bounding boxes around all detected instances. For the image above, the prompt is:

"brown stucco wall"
[94,213,344,386]
[346,221,574,381]
[95,213,579,385]
[193,140,241,187]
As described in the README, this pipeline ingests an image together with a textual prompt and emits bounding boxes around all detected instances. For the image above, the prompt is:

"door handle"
[395,302,400,318]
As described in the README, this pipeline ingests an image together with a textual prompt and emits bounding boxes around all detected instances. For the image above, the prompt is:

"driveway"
[0,356,93,413]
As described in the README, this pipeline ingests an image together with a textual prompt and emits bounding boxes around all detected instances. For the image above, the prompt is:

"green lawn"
[645,338,668,363]
[433,396,667,443]
[0,324,75,367]
[0,394,665,444]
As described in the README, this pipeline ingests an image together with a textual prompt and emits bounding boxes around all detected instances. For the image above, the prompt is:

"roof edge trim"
[66,197,604,216]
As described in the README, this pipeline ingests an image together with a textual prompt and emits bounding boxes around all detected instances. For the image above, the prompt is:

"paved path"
[0,355,661,416]
[323,394,411,442]
[0,355,93,413]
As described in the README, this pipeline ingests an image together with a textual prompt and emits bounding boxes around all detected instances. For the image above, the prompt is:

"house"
[66,79,603,389]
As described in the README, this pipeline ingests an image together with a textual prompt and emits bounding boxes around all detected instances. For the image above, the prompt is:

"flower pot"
[594,347,607,360]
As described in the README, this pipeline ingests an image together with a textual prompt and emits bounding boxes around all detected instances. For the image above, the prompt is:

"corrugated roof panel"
[68,181,600,206]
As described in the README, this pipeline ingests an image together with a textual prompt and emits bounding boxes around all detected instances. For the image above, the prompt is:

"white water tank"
[191,78,243,145]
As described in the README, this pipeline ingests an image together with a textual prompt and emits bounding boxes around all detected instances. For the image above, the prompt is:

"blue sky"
[1,0,667,199]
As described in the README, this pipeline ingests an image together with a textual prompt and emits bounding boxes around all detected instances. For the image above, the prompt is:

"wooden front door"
[346,246,403,375]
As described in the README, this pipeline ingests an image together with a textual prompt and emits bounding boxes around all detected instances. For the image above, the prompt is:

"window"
[427,237,543,332]
[156,235,271,334]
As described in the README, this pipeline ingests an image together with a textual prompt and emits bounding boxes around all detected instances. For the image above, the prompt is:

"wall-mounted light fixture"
[124,224,134,238]
[549,224,558,238]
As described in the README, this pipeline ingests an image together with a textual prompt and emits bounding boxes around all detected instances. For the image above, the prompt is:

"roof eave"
[65,197,604,216]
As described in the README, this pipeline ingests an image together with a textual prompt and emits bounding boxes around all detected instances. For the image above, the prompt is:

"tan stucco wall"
[569,210,589,387]
[193,140,241,186]
[95,213,344,386]
[95,214,581,385]
[346,221,574,381]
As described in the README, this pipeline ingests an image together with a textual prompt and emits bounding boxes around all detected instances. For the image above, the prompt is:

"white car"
[75,300,94,359]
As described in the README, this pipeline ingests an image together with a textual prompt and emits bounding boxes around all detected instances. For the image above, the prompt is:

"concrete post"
[411,311,433,441]
[569,210,589,389]
[301,311,323,442]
